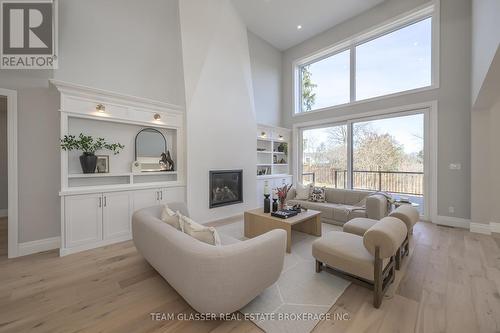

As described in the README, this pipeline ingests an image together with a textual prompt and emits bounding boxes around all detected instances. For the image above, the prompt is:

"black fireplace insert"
[209,170,243,208]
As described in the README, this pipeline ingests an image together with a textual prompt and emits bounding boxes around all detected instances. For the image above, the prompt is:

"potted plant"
[60,134,125,173]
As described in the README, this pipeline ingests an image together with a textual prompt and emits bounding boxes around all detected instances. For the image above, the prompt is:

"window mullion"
[350,45,356,103]
[347,121,353,189]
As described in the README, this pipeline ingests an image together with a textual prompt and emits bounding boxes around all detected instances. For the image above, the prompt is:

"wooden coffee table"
[244,209,322,253]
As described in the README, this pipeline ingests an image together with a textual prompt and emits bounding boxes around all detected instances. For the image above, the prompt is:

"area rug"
[215,221,351,333]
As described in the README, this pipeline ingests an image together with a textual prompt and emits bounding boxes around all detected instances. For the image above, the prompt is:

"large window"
[301,50,350,112]
[356,18,432,100]
[297,9,435,114]
[300,112,426,214]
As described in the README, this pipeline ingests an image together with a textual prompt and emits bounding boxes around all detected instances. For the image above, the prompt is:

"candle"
[264,180,269,195]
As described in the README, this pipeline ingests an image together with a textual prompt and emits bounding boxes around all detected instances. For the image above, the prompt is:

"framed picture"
[96,155,109,173]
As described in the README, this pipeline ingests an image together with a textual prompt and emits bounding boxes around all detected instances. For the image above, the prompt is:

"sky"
[304,17,432,110]
[303,113,424,154]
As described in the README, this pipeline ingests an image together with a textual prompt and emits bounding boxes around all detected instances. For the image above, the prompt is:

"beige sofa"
[132,203,286,314]
[286,187,389,226]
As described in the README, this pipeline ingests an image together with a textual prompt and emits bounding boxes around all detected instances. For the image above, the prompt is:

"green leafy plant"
[60,134,124,155]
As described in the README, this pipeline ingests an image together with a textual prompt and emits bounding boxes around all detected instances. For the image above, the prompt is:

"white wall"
[179,0,257,223]
[471,0,500,105]
[0,0,185,243]
[0,98,7,212]
[471,98,500,224]
[247,31,283,126]
[282,0,472,220]
[55,0,185,105]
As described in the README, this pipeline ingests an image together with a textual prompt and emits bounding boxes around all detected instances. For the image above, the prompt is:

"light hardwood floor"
[0,220,499,333]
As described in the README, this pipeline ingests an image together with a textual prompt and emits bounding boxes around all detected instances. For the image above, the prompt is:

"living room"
[0,0,499,332]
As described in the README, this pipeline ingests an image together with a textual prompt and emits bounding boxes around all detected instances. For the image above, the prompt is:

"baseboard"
[18,237,61,256]
[470,222,492,235]
[0,208,7,218]
[490,222,500,234]
[435,215,470,229]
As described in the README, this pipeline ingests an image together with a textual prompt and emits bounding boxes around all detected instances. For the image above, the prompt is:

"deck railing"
[302,168,423,196]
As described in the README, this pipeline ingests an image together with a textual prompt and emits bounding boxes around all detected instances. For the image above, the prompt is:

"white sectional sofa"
[286,187,389,226]
[132,203,287,314]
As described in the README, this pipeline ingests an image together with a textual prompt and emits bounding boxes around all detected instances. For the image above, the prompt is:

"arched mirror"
[135,128,170,172]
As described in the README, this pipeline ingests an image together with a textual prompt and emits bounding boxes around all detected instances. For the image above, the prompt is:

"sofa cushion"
[310,186,326,202]
[312,231,388,281]
[332,205,366,223]
[325,188,344,204]
[343,218,378,236]
[181,214,221,246]
[160,205,182,230]
[295,183,312,200]
[344,191,362,205]
[286,199,335,220]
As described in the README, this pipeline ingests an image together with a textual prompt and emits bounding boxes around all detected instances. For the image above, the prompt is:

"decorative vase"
[79,153,97,174]
[272,198,278,212]
[279,199,285,211]
[264,194,271,213]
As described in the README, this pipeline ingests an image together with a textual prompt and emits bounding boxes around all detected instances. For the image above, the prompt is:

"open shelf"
[67,171,179,188]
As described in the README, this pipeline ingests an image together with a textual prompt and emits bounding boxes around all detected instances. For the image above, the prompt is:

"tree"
[353,133,405,171]
[301,65,317,111]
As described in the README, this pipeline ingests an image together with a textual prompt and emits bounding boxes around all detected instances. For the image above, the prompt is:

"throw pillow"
[180,214,221,246]
[310,186,326,203]
[295,183,312,200]
[160,205,183,230]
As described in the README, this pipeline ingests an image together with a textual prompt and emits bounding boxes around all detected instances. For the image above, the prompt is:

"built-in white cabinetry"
[64,193,103,248]
[53,80,186,256]
[133,189,163,211]
[103,191,133,240]
[132,186,186,211]
[256,124,292,207]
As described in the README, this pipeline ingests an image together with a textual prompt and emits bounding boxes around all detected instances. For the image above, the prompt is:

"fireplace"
[209,170,243,208]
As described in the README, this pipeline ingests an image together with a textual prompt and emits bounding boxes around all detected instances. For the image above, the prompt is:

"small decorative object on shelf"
[96,155,109,173]
[60,134,124,174]
[275,183,292,210]
[160,151,175,171]
[131,160,141,172]
[277,142,287,154]
[272,198,278,212]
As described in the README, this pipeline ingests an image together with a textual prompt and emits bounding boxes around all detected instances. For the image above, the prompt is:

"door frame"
[292,101,438,222]
[0,88,18,258]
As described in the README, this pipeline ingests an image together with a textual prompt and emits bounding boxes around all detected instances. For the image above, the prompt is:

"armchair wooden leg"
[395,248,401,270]
[373,247,383,308]
[315,260,323,273]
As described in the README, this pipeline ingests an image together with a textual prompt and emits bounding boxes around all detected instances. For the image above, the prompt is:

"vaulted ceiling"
[232,0,385,50]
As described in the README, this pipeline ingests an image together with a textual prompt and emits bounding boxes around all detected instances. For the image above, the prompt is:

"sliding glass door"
[352,113,424,212]
[299,111,426,215]
[302,124,348,188]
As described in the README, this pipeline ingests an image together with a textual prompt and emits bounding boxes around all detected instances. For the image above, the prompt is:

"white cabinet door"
[64,194,103,248]
[132,189,160,213]
[103,191,133,240]
[161,186,186,204]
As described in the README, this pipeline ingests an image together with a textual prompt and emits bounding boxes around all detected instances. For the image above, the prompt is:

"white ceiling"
[232,0,385,50]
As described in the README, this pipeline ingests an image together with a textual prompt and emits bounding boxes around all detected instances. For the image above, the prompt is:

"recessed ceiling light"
[297,25,302,30]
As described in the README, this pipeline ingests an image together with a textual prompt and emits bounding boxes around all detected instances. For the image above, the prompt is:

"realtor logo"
[1,0,57,69]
